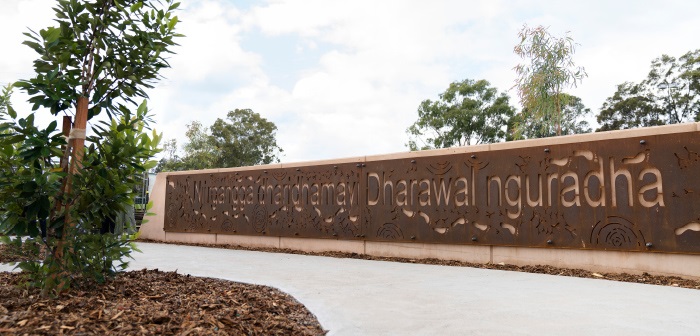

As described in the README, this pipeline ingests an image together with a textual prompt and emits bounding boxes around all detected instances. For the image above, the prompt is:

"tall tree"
[210,109,282,168]
[155,121,218,171]
[406,79,515,150]
[513,25,587,138]
[597,49,700,131]
[596,82,664,131]
[156,109,283,172]
[508,94,591,139]
[1,0,180,295]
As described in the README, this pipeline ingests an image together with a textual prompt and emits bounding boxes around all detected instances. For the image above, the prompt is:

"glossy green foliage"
[0,84,15,117]
[597,49,700,131]
[0,0,178,295]
[406,79,515,150]
[14,0,182,119]
[0,99,159,293]
[0,99,66,240]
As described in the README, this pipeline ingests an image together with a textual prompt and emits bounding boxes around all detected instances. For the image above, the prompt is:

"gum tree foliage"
[406,79,516,150]
[597,49,700,131]
[0,0,180,295]
[155,121,217,172]
[507,94,591,139]
[210,109,283,168]
[155,109,283,172]
[513,25,587,139]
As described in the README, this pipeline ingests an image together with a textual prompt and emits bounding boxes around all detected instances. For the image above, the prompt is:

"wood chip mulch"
[137,239,700,290]
[0,242,39,264]
[0,268,326,335]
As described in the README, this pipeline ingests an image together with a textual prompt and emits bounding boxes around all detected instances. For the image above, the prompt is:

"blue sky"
[1,0,699,163]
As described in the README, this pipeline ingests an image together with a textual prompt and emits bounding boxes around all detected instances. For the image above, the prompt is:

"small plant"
[0,0,180,296]
[0,98,160,293]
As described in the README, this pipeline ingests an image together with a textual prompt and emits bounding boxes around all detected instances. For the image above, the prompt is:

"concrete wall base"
[365,241,492,264]
[144,232,700,280]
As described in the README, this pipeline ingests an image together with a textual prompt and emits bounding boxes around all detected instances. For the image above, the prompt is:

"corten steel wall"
[162,127,700,254]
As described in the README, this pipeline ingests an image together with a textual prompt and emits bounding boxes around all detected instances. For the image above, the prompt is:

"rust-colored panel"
[165,163,365,240]
[165,131,700,254]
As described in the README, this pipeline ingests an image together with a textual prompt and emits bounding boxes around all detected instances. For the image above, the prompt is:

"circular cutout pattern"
[590,216,645,249]
[252,205,268,233]
[377,223,403,240]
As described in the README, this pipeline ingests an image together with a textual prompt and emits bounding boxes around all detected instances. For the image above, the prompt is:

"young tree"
[406,79,515,150]
[597,49,700,131]
[513,25,587,139]
[1,0,180,295]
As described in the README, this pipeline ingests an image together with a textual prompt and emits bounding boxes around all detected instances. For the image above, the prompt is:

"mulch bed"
[0,269,325,335]
[0,244,326,335]
[137,239,700,290]
[0,242,40,264]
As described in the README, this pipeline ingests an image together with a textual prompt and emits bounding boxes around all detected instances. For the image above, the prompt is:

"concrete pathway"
[0,263,16,273]
[2,243,699,335]
[122,242,700,336]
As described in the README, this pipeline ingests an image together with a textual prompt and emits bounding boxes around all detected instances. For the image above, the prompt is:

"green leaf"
[22,41,44,53]
[130,2,143,12]
[41,27,62,43]
[7,105,17,119]
[168,16,179,31]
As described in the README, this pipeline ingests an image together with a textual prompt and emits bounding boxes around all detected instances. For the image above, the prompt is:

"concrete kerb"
[0,263,17,273]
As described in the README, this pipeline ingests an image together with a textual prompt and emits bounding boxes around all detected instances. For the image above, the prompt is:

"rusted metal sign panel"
[165,163,365,240]
[165,132,700,254]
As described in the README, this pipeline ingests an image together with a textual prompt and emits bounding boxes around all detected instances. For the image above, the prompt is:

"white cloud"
[2,0,699,164]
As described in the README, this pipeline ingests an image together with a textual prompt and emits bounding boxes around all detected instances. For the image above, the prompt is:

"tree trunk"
[43,97,89,296]
[70,96,89,173]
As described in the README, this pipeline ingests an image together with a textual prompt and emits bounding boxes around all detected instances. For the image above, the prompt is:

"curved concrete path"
[3,242,700,335]
[124,242,700,335]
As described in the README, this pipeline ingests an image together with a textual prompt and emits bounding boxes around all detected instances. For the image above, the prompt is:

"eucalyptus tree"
[156,109,283,172]
[508,94,591,139]
[597,49,700,131]
[513,25,587,138]
[210,109,283,168]
[406,79,515,150]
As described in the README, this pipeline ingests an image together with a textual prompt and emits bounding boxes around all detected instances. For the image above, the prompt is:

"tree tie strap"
[68,128,86,140]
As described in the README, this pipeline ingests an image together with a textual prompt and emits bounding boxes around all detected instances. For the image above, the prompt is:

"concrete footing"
[147,231,700,280]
